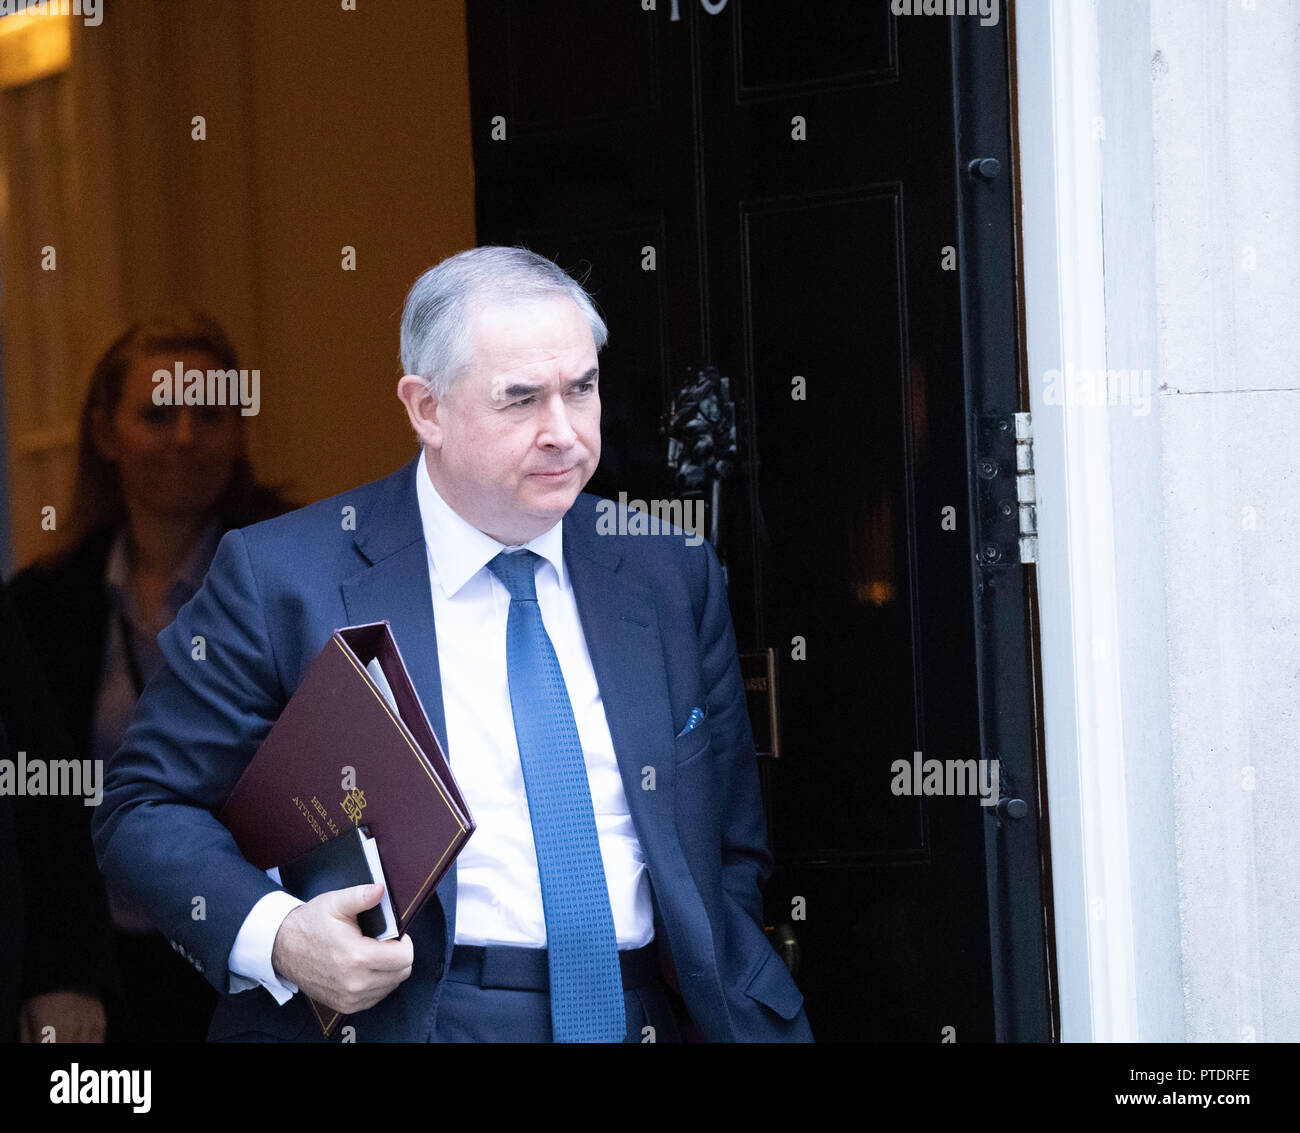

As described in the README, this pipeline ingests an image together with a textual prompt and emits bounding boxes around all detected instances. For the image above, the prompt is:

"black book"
[268,826,398,940]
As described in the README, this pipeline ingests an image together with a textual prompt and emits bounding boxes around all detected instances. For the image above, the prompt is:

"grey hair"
[400,245,608,398]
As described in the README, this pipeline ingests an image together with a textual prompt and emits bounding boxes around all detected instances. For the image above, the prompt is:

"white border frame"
[1014,0,1139,1041]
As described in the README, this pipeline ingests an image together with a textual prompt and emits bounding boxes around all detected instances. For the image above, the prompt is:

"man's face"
[423,295,601,544]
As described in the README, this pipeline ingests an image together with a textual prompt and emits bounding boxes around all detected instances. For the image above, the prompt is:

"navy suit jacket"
[91,453,812,1041]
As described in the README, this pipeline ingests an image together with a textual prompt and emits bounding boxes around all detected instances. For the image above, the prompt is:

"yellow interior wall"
[1,1,476,566]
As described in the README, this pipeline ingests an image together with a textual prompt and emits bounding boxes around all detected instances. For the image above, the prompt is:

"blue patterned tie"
[486,549,625,1042]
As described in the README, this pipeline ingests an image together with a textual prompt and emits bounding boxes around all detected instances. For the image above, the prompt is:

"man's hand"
[19,989,107,1043]
[270,883,414,1015]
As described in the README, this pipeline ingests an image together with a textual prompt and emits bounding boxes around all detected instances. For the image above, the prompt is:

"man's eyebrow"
[498,369,599,400]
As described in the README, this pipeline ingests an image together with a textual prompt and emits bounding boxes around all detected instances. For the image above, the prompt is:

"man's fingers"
[354,933,414,971]
[317,886,411,968]
[326,882,385,919]
[274,889,412,1013]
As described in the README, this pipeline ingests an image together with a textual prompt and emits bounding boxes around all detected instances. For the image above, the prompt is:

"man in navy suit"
[92,246,812,1042]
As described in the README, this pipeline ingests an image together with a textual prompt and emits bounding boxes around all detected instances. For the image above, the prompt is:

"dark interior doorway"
[467,0,1051,1042]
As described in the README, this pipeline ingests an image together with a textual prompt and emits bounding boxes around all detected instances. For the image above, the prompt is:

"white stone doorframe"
[1013,0,1141,1042]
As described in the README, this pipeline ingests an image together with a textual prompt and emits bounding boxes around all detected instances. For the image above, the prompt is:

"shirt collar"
[415,450,567,599]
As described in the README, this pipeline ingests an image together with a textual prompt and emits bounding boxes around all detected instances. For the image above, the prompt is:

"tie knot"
[487,549,539,602]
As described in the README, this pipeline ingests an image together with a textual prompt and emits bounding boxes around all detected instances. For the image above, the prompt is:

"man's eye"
[571,382,595,395]
[512,396,535,408]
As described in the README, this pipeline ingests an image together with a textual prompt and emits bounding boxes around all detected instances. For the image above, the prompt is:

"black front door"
[466,0,1048,1043]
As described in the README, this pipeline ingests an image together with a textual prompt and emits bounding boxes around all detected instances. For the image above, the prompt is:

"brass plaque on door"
[739,648,780,759]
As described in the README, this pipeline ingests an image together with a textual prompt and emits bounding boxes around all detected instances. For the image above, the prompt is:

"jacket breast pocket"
[673,717,711,768]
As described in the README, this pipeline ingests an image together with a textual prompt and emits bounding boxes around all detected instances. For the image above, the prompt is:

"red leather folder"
[219,621,474,1036]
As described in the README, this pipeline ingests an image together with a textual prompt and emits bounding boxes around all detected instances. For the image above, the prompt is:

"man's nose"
[537,394,578,448]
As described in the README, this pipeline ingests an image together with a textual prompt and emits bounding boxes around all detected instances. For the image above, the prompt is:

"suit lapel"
[339,455,448,751]
[564,506,718,1012]
[339,453,457,961]
[563,500,679,844]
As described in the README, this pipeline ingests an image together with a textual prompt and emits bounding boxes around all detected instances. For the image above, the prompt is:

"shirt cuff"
[227,889,305,1005]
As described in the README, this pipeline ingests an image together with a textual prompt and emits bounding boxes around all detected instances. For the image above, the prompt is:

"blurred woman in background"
[7,312,294,1043]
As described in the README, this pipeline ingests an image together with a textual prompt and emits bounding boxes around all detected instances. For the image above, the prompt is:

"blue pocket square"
[676,706,706,737]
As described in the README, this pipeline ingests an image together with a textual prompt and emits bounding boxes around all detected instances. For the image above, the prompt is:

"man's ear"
[396,374,444,449]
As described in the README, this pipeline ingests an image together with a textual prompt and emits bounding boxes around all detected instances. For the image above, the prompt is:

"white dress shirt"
[228,455,653,1001]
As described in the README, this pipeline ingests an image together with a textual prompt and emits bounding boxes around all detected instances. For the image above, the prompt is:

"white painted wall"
[1149,0,1300,1042]
[1095,0,1185,1043]
[1017,0,1298,1040]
